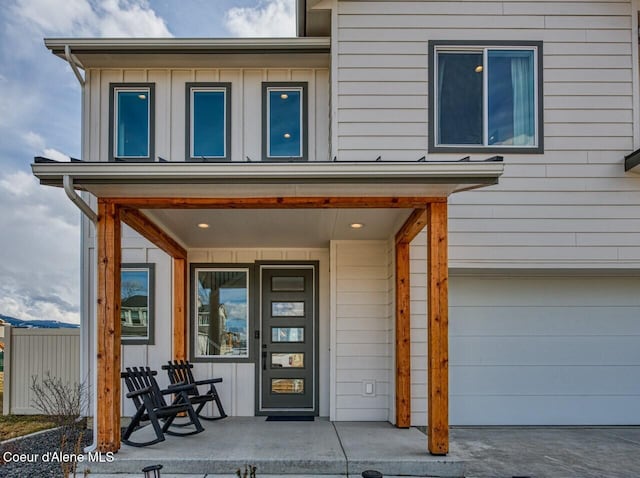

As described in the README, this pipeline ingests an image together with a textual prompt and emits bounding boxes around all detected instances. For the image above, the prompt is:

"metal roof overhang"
[44,37,331,68]
[32,161,503,247]
[31,161,504,198]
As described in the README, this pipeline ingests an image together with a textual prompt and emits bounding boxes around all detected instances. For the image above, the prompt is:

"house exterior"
[32,0,640,455]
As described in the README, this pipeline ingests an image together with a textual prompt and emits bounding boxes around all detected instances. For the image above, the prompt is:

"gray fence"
[1,325,80,415]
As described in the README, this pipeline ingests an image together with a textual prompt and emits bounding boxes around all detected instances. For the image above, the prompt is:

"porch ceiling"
[145,208,412,248]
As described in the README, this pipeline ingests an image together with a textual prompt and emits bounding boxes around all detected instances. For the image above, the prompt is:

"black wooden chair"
[162,360,228,421]
[121,366,204,447]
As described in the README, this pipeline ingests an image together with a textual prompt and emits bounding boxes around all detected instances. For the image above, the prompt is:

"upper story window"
[429,41,543,153]
[109,83,155,161]
[186,83,231,161]
[263,82,308,161]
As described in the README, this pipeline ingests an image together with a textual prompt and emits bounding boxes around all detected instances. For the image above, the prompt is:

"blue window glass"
[116,90,149,157]
[192,90,226,158]
[268,89,302,157]
[488,50,535,146]
[434,45,538,150]
[437,52,483,145]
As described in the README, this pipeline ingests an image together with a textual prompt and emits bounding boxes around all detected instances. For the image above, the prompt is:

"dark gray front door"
[260,266,316,413]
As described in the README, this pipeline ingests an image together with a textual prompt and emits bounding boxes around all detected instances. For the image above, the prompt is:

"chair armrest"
[193,378,223,386]
[126,386,152,399]
[162,382,197,394]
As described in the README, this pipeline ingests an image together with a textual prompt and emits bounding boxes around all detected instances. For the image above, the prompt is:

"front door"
[259,265,316,414]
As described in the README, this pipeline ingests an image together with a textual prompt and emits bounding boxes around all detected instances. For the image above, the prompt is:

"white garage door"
[449,275,640,425]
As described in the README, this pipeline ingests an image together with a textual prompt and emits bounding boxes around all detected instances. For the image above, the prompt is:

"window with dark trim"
[109,83,155,161]
[186,82,231,161]
[121,263,155,345]
[191,265,252,362]
[428,41,543,153]
[262,82,308,161]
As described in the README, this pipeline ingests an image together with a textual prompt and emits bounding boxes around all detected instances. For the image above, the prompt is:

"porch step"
[81,418,464,477]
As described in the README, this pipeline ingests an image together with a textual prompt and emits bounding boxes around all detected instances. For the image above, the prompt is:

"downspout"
[63,44,98,454]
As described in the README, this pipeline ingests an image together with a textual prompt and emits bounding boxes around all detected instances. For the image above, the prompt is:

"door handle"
[262,351,267,370]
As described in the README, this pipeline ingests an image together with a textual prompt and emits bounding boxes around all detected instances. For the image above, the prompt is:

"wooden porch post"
[173,257,187,361]
[395,209,428,428]
[426,201,449,455]
[395,240,411,428]
[96,199,122,452]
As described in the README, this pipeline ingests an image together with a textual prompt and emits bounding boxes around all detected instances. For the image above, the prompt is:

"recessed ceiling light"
[350,223,364,229]
[283,133,291,139]
[197,223,209,229]
[474,65,483,73]
[280,93,288,99]
[138,94,147,100]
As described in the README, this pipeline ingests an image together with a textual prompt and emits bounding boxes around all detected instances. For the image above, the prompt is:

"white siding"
[331,240,392,421]
[449,274,640,425]
[84,67,330,163]
[84,241,330,418]
[334,0,640,268]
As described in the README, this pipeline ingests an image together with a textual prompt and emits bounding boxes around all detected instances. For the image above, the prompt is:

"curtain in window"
[510,52,535,146]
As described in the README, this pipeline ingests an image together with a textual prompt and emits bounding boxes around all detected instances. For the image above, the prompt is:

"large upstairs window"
[109,83,155,161]
[263,82,308,161]
[429,41,543,153]
[186,83,231,161]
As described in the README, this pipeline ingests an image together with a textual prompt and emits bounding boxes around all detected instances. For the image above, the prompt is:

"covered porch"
[32,160,504,458]
[84,417,464,477]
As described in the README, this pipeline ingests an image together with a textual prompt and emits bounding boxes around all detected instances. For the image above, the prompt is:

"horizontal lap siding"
[333,241,391,421]
[336,0,639,268]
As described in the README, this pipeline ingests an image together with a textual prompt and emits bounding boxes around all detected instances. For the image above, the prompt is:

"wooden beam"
[395,240,411,428]
[173,257,187,361]
[395,208,428,244]
[107,196,447,209]
[96,199,122,453]
[120,207,187,259]
[426,201,449,455]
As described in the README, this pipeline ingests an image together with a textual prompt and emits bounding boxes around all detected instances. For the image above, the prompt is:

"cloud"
[11,0,172,37]
[0,170,79,323]
[225,0,296,37]
[43,148,71,162]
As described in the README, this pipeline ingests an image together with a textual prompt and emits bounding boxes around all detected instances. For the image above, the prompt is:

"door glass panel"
[271,276,305,292]
[271,353,304,368]
[271,378,304,394]
[271,327,304,343]
[272,301,304,317]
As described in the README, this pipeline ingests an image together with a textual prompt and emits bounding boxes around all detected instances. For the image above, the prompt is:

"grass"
[0,371,58,441]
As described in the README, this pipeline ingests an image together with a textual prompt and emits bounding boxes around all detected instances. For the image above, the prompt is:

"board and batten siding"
[331,240,392,421]
[83,67,330,163]
[334,0,640,268]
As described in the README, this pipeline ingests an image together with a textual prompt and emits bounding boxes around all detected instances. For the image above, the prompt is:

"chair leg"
[197,385,228,421]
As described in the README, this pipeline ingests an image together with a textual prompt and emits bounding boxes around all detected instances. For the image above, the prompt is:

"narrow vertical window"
[186,83,231,161]
[110,83,155,161]
[262,82,307,160]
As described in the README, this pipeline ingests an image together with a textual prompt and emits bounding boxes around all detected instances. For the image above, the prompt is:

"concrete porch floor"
[83,417,463,477]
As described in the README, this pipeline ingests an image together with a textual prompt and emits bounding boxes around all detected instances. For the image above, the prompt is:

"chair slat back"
[163,360,201,397]
[122,366,167,409]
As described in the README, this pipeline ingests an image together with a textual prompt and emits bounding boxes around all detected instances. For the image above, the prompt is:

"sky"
[0,0,296,324]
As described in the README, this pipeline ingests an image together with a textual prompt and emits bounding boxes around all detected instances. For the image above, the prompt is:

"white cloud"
[226,0,296,37]
[23,131,46,151]
[11,0,172,37]
[0,170,79,323]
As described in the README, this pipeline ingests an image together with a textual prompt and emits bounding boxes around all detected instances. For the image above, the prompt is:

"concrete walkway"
[85,421,640,477]
[84,418,462,477]
[451,426,640,478]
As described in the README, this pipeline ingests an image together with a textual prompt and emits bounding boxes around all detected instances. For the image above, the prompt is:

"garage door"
[449,275,640,425]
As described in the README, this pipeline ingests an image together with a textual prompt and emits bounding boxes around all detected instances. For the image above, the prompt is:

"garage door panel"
[450,277,640,307]
[451,395,640,426]
[445,275,640,425]
[451,336,640,366]
[450,306,640,336]
[450,365,640,395]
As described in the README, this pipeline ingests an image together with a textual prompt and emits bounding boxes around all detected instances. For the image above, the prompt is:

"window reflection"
[196,269,248,357]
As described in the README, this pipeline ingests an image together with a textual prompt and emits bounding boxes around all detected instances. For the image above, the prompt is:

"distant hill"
[0,314,79,329]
